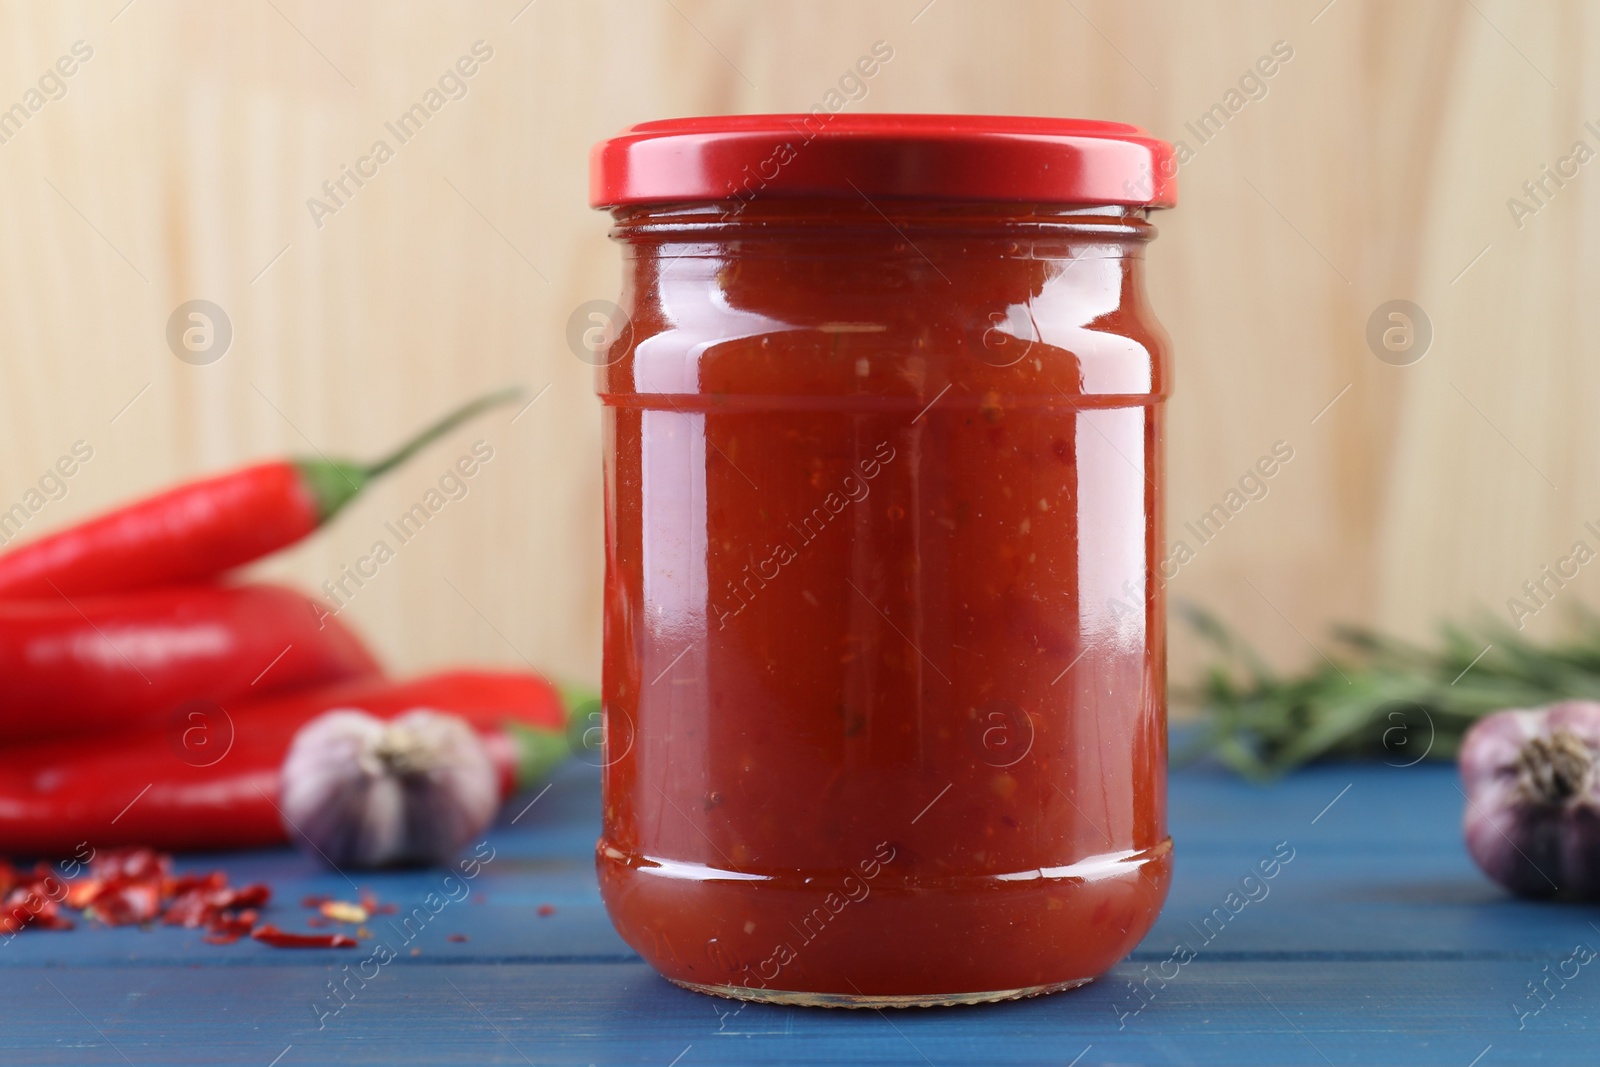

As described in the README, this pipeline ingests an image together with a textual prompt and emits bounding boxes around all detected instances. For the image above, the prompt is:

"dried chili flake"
[162,881,269,930]
[0,847,366,950]
[319,900,368,924]
[201,910,258,943]
[249,924,357,949]
[64,879,103,910]
[160,890,215,928]
[217,910,257,933]
[0,847,261,946]
[90,847,168,882]
[3,887,72,932]
[221,884,271,909]
[165,872,226,897]
[358,890,397,915]
[85,880,163,927]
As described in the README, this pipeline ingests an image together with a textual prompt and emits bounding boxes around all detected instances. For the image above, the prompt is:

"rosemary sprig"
[1178,603,1600,779]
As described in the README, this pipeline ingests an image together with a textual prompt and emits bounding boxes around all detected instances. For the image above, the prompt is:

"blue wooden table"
[3,758,1594,1066]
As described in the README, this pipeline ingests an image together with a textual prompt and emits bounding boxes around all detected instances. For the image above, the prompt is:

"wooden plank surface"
[1,760,1594,1066]
[0,0,1593,692]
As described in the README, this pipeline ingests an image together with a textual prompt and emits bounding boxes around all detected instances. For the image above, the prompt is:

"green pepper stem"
[505,684,603,790]
[298,386,524,523]
[363,386,524,479]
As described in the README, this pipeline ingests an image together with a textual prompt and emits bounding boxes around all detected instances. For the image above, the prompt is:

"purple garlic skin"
[280,708,499,869]
[1460,700,1600,899]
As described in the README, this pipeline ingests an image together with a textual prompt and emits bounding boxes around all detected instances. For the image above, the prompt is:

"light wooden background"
[0,0,1590,693]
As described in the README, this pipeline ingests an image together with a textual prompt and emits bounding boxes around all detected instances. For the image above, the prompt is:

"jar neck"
[610,200,1155,329]
[609,199,1154,243]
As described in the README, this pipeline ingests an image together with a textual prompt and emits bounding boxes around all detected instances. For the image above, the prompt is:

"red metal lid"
[590,113,1175,210]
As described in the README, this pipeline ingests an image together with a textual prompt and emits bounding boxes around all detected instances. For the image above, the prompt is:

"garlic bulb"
[279,708,499,868]
[1459,700,1600,899]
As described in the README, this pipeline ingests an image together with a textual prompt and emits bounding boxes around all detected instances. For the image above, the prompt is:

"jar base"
[667,975,1095,1009]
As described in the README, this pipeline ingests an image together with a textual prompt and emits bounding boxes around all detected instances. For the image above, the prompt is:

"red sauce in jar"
[590,116,1176,1007]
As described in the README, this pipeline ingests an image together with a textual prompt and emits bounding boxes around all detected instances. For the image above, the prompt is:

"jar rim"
[590,113,1177,210]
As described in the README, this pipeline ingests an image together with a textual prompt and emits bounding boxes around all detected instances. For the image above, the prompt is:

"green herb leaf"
[1180,603,1600,777]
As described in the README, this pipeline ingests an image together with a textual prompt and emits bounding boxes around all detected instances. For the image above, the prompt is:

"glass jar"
[589,115,1176,1007]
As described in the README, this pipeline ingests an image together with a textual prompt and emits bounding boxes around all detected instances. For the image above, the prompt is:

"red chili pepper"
[250,924,357,949]
[0,583,379,743]
[0,671,584,855]
[0,388,519,600]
